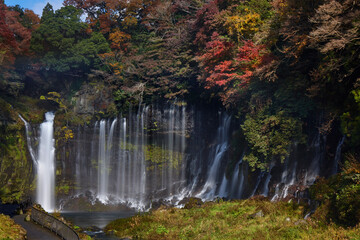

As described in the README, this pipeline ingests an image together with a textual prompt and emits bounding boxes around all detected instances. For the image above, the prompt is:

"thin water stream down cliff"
[21,103,344,214]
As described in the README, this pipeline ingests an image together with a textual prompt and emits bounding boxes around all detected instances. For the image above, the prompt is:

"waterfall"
[197,113,231,200]
[19,115,37,164]
[304,134,326,185]
[97,120,107,201]
[97,119,117,202]
[271,154,298,201]
[37,112,56,212]
[90,122,98,190]
[218,175,228,198]
[250,172,264,197]
[107,119,117,193]
[140,106,148,204]
[230,158,245,198]
[167,106,175,195]
[180,105,186,185]
[117,117,126,198]
[127,107,133,200]
[54,103,336,211]
[261,162,274,197]
[20,113,55,210]
[333,136,345,175]
[121,118,127,199]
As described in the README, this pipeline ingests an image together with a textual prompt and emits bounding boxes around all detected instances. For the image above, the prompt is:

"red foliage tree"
[197,32,235,88]
[198,35,269,107]
[193,0,220,47]
[23,9,41,31]
[5,10,32,55]
[235,40,268,83]
[0,3,17,65]
[0,3,33,66]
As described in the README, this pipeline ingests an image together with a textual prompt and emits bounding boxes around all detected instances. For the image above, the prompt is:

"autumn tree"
[308,0,360,104]
[0,3,35,66]
[8,5,40,31]
[64,0,152,34]
[0,2,39,96]
[307,0,360,142]
[192,0,220,48]
[99,0,201,107]
[0,2,17,66]
[215,0,273,43]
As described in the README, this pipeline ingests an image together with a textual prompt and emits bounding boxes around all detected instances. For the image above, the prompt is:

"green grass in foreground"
[105,199,360,240]
[0,214,26,240]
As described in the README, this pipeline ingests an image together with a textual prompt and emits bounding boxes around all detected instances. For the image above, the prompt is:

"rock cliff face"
[0,92,345,210]
[72,83,116,116]
[0,103,34,203]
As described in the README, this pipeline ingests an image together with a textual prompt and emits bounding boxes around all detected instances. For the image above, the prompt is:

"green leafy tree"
[341,88,360,147]
[31,4,110,73]
[241,108,304,170]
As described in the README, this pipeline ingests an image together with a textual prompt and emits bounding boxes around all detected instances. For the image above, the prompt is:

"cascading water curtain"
[37,112,56,212]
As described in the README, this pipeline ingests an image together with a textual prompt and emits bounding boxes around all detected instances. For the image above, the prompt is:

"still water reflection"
[62,211,135,239]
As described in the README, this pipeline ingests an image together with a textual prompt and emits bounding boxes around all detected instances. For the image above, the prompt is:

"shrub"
[311,154,360,227]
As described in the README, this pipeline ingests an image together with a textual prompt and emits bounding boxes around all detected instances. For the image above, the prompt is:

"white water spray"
[37,112,56,212]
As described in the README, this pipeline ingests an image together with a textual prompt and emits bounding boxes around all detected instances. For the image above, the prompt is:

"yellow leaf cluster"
[56,126,74,146]
[40,92,67,110]
[109,29,131,50]
[224,11,261,41]
[48,92,61,98]
[61,126,74,140]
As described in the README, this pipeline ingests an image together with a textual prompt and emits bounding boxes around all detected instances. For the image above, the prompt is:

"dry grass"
[0,214,26,240]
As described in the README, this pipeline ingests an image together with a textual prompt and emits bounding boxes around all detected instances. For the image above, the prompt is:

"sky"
[4,0,64,16]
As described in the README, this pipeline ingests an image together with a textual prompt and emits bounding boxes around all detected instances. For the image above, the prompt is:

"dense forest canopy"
[0,0,360,174]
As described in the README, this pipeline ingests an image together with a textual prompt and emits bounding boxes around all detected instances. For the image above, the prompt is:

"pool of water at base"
[61,211,136,239]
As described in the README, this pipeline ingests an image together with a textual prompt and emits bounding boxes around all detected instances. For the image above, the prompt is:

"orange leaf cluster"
[109,29,131,50]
